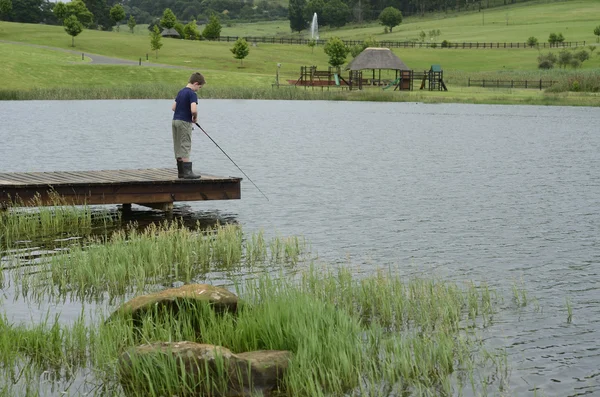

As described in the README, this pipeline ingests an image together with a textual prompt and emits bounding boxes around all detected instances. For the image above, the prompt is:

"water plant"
[0,193,118,248]
[0,264,510,397]
[7,221,308,303]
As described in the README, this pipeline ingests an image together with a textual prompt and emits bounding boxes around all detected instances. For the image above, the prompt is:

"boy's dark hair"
[189,72,206,85]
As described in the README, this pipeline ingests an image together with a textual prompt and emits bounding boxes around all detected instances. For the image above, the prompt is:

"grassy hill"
[0,0,599,104]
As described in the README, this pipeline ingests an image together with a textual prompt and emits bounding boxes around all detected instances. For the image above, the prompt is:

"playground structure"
[383,65,448,91]
[289,64,447,91]
[289,66,349,88]
[285,48,447,91]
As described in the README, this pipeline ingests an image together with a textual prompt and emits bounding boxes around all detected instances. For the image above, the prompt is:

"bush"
[557,49,572,68]
[537,52,556,69]
[571,80,580,91]
[527,36,538,47]
[538,59,554,69]
[441,40,450,48]
[574,49,589,62]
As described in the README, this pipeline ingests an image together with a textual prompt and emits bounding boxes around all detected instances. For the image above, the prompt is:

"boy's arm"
[171,101,176,112]
[191,102,198,122]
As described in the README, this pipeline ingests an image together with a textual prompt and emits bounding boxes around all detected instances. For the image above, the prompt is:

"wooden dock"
[0,168,241,211]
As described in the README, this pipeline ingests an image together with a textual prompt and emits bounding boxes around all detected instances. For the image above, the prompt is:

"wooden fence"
[468,79,557,90]
[215,36,586,49]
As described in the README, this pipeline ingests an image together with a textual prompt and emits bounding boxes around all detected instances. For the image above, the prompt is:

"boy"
[172,72,205,179]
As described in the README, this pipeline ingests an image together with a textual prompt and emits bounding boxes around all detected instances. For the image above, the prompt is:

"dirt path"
[0,40,194,69]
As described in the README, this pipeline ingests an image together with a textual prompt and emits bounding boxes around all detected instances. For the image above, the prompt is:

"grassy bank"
[1,83,599,106]
[0,0,599,104]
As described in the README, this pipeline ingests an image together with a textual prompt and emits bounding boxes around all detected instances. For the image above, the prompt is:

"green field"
[0,0,599,104]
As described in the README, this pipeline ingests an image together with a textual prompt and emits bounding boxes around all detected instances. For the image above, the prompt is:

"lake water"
[1,99,599,396]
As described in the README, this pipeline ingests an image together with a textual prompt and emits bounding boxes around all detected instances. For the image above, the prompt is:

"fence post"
[540,79,542,90]
[82,53,84,60]
[139,58,141,66]
[468,78,470,87]
[483,79,485,88]
[525,80,528,89]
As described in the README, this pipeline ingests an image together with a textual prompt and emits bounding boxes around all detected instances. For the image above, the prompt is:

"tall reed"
[0,264,512,396]
[9,222,307,303]
[0,193,117,248]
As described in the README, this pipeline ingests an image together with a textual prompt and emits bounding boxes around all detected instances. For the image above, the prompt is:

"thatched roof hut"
[346,47,410,85]
[161,28,180,38]
[346,47,409,71]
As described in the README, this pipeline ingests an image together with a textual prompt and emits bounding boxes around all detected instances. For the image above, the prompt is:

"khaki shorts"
[172,120,192,159]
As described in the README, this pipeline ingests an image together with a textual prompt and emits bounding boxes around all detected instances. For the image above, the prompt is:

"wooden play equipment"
[290,66,349,87]
[417,65,448,91]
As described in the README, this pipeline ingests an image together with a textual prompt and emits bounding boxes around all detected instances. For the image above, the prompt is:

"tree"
[288,0,307,32]
[537,52,556,69]
[150,25,162,59]
[303,0,324,24]
[230,37,249,66]
[527,36,538,48]
[160,8,177,29]
[53,1,67,19]
[202,14,221,39]
[307,39,317,54]
[322,0,350,28]
[557,49,572,68]
[8,0,45,23]
[54,0,93,27]
[109,4,125,31]
[66,0,93,27]
[64,15,83,47]
[127,15,136,33]
[324,36,349,68]
[174,21,184,37]
[0,0,12,20]
[574,49,589,63]
[379,7,402,33]
[594,26,600,43]
[183,19,200,40]
[82,0,112,30]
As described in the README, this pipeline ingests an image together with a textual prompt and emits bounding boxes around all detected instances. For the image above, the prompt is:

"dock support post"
[136,202,173,213]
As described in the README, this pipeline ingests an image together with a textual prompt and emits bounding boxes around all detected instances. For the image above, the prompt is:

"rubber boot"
[181,162,200,179]
[177,160,183,178]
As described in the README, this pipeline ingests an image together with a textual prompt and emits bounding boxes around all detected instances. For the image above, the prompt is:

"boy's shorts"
[172,120,192,159]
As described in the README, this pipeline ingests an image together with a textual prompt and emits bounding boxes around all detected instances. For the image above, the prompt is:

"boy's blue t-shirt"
[173,87,198,122]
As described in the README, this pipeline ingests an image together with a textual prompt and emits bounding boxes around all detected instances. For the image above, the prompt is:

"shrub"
[557,49,572,68]
[537,52,556,69]
[441,40,450,48]
[527,36,538,47]
[574,49,589,63]
[571,80,580,91]
[570,59,581,69]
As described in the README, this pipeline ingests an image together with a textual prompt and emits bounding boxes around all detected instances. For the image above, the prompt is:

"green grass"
[7,221,306,303]
[0,263,510,396]
[0,0,599,102]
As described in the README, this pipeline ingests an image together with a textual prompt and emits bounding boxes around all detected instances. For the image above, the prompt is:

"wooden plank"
[0,168,242,209]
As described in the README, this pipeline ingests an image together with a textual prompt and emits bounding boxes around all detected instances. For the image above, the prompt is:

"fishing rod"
[194,122,269,201]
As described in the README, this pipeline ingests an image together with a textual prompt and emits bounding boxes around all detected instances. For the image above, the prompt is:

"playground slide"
[383,77,401,90]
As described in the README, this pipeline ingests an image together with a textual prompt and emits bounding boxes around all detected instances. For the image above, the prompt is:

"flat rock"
[108,284,239,322]
[119,341,291,396]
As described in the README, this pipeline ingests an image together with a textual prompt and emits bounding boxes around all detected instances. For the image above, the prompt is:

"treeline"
[0,0,539,30]
[0,0,119,30]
